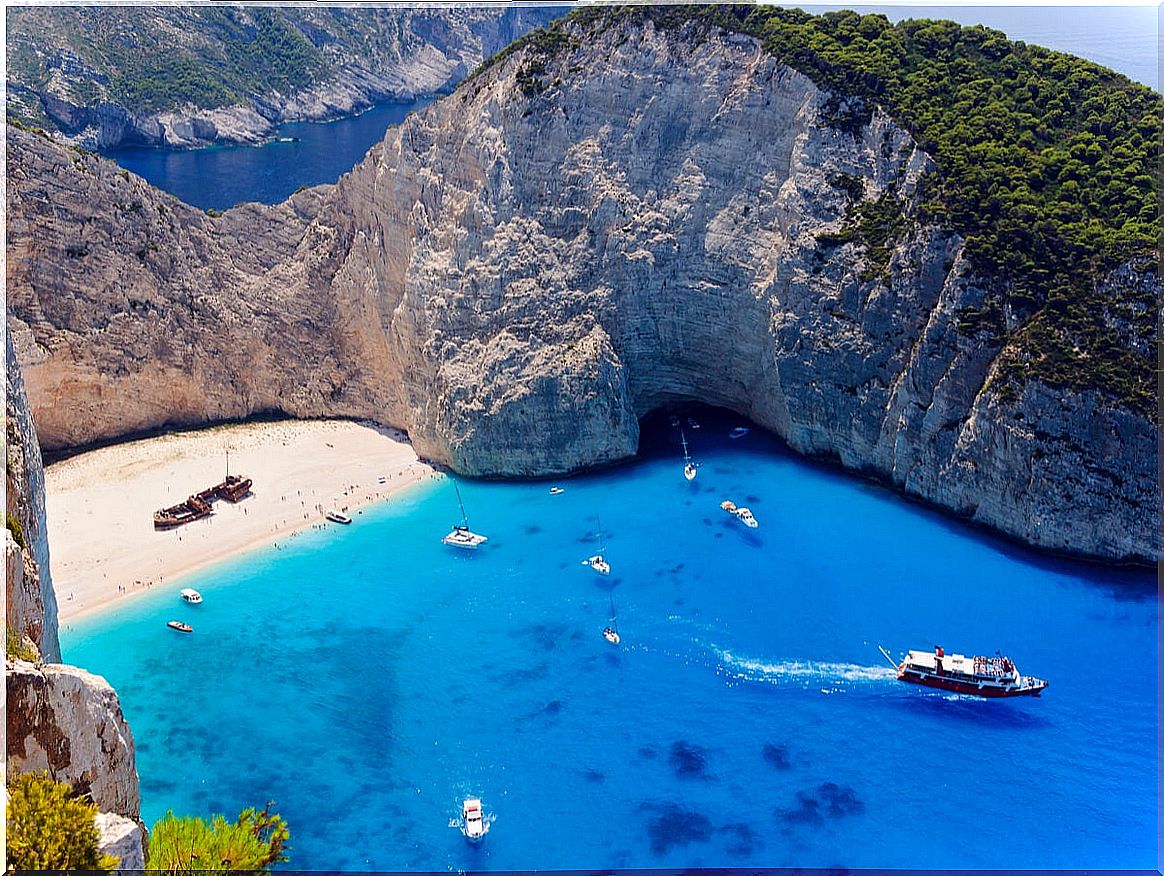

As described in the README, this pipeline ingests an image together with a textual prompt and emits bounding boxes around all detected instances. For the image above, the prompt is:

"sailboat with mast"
[602,593,621,645]
[681,428,697,481]
[441,481,488,549]
[583,515,610,575]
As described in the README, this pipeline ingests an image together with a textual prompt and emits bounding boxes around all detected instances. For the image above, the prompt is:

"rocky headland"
[6,6,564,149]
[6,9,1157,564]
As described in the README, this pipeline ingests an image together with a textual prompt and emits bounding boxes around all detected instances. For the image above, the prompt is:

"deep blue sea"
[103,99,430,212]
[62,412,1157,870]
[103,6,1157,212]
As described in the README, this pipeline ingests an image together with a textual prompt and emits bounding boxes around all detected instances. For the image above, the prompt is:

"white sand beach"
[45,419,437,624]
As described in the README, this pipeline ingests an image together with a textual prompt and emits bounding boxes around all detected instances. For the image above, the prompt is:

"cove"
[62,411,1156,870]
[102,98,431,213]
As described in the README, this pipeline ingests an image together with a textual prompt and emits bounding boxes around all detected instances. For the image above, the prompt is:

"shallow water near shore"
[63,412,1157,870]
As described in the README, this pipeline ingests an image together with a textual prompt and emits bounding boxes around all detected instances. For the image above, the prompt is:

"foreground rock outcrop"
[6,661,140,823]
[6,14,1156,563]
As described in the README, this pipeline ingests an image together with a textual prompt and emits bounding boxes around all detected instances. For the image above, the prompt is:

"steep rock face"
[5,133,400,446]
[5,326,60,661]
[6,661,140,822]
[5,18,1156,562]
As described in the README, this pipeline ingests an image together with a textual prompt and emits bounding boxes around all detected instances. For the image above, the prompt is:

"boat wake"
[715,648,897,687]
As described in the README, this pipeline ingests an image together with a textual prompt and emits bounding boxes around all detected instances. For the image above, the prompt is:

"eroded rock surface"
[6,16,1156,562]
[6,660,140,822]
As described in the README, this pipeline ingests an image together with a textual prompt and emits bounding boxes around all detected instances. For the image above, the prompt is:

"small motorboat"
[325,509,352,524]
[729,426,750,439]
[687,417,701,430]
[167,621,193,633]
[460,798,489,842]
[668,415,680,428]
[603,626,621,645]
[880,645,1048,698]
[549,486,564,495]
[179,588,202,604]
[721,500,758,528]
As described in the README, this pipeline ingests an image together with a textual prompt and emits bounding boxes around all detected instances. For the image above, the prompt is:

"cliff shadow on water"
[636,402,1158,591]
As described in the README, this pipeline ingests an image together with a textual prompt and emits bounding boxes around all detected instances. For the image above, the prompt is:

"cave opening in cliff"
[636,402,759,463]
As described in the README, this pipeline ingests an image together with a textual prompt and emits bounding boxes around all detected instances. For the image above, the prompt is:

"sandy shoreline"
[45,419,437,624]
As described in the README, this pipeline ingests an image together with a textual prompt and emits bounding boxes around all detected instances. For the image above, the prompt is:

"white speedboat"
[681,429,697,481]
[549,486,564,495]
[166,620,193,633]
[325,509,352,524]
[442,481,487,549]
[460,798,489,842]
[721,500,758,528]
[583,516,610,575]
[179,588,202,604]
[729,426,750,439]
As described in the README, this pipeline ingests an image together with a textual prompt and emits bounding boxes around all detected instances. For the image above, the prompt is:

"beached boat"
[681,429,697,481]
[879,645,1048,698]
[460,798,489,842]
[166,620,193,633]
[215,474,253,502]
[603,593,621,645]
[720,500,758,528]
[153,495,213,530]
[583,516,610,575]
[729,426,750,439]
[442,482,487,549]
[180,588,202,604]
[325,509,352,525]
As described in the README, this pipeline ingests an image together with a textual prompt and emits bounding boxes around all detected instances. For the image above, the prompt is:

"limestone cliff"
[6,327,142,857]
[6,326,60,661]
[6,14,1156,563]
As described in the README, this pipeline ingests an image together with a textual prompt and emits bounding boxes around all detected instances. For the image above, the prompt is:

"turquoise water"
[62,412,1157,870]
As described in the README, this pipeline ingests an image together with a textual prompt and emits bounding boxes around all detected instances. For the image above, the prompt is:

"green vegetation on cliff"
[109,9,322,112]
[520,6,1160,413]
[148,804,290,872]
[6,6,564,129]
[5,772,119,871]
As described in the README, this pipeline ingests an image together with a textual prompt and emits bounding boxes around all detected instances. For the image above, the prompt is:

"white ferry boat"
[179,588,202,604]
[880,645,1048,698]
